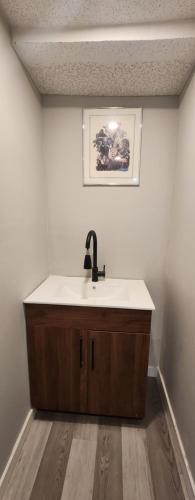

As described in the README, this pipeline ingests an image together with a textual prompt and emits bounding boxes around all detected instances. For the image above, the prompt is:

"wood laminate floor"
[0,379,185,500]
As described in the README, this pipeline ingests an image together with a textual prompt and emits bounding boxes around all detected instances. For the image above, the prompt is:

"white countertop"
[24,275,155,311]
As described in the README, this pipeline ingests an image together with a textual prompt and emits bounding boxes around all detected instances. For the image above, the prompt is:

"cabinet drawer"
[25,304,152,334]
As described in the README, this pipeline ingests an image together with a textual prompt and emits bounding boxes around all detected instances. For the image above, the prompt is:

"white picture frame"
[83,107,142,186]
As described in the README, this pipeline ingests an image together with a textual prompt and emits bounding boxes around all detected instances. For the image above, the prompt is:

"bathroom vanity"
[24,276,155,418]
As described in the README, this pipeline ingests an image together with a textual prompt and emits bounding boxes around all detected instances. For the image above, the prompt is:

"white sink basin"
[24,275,155,310]
[56,279,128,301]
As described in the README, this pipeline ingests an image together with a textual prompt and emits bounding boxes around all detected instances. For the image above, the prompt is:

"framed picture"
[83,107,142,186]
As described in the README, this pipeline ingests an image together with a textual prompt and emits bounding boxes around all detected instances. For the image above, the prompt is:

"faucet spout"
[85,230,97,268]
[84,230,105,282]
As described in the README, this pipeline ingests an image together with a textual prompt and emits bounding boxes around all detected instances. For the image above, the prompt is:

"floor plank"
[0,419,52,500]
[30,420,73,500]
[61,438,97,500]
[73,414,98,441]
[92,421,123,500]
[122,426,154,500]
[146,379,185,500]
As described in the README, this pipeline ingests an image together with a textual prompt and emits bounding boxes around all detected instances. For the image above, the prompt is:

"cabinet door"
[87,330,150,418]
[27,325,87,412]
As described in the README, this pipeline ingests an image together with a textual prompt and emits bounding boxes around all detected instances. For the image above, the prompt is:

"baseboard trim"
[148,365,157,377]
[0,409,34,489]
[157,367,195,500]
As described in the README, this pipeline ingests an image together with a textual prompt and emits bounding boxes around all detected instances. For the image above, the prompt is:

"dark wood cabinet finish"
[27,325,87,412]
[25,304,151,333]
[87,330,150,418]
[25,304,152,418]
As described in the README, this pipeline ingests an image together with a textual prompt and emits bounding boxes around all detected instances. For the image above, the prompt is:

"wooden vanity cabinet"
[25,304,152,418]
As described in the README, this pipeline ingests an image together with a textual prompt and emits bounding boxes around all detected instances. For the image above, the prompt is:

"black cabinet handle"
[80,337,83,368]
[91,339,95,370]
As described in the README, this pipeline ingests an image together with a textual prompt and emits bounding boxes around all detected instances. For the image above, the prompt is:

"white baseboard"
[148,365,157,377]
[0,409,34,489]
[157,367,195,500]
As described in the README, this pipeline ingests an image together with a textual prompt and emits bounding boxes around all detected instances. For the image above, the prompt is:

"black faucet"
[84,230,106,282]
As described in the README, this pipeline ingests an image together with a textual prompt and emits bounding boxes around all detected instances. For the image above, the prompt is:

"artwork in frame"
[83,108,142,186]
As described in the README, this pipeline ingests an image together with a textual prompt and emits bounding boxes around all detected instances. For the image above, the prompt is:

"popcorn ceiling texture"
[2,0,195,96]
[14,39,195,95]
[0,0,195,28]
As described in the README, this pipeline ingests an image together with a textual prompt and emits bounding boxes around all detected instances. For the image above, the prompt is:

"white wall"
[0,17,48,475]
[43,95,178,365]
[160,71,195,480]
[1,4,194,484]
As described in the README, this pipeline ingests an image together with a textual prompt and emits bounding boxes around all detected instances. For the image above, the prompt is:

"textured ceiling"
[1,0,195,28]
[1,0,195,96]
[14,37,195,96]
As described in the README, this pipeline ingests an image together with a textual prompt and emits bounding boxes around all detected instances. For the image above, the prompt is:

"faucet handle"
[98,265,106,279]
